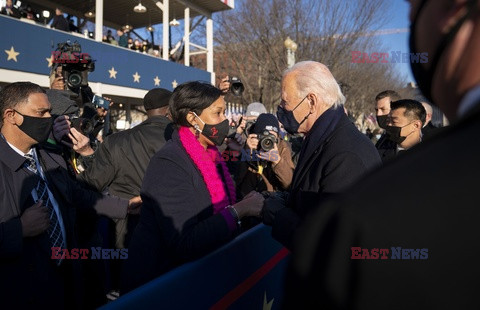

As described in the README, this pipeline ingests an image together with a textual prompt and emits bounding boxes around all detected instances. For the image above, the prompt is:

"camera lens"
[260,137,274,151]
[229,77,244,97]
[80,120,94,135]
[68,72,82,88]
[231,84,242,96]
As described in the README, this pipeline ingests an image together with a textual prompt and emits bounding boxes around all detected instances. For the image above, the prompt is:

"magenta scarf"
[178,126,236,213]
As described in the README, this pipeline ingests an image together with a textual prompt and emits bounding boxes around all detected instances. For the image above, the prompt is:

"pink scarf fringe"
[178,126,236,213]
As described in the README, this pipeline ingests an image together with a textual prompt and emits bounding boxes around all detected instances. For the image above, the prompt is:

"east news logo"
[351,247,428,260]
[51,51,91,64]
[51,247,128,260]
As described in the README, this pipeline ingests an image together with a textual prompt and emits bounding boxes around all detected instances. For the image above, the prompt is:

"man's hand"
[128,196,142,215]
[257,141,281,164]
[50,76,65,90]
[218,75,230,94]
[69,128,94,156]
[95,96,114,119]
[246,134,259,150]
[21,200,50,237]
[262,194,287,226]
[236,118,247,135]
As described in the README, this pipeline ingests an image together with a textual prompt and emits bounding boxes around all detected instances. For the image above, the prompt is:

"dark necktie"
[24,154,66,265]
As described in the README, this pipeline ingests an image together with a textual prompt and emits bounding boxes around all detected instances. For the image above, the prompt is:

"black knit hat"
[143,88,172,110]
[251,113,279,134]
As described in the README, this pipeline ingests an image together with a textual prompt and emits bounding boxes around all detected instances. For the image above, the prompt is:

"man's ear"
[307,93,317,112]
[414,120,422,129]
[3,108,17,125]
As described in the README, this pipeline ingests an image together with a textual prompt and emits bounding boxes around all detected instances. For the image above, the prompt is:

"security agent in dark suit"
[374,90,401,163]
[383,99,426,155]
[261,61,381,250]
[284,1,480,309]
[78,88,173,248]
[0,82,140,308]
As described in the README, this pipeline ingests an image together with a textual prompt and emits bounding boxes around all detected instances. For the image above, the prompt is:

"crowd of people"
[1,0,479,308]
[1,2,163,58]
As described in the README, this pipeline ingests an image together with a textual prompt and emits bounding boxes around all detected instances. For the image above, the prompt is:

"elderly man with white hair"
[261,61,381,249]
[421,101,439,139]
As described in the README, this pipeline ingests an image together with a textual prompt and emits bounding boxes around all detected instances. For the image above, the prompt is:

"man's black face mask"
[15,110,53,144]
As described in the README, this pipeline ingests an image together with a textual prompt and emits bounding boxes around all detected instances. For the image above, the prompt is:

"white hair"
[283,61,345,109]
[421,102,433,115]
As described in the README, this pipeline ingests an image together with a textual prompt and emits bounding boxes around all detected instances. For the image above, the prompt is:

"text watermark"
[51,247,128,260]
[351,51,428,64]
[351,247,429,260]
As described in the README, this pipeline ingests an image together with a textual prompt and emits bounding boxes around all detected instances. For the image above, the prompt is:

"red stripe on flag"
[210,247,290,310]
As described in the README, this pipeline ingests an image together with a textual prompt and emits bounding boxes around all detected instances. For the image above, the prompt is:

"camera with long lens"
[228,76,244,96]
[54,41,95,91]
[70,116,94,136]
[257,130,277,152]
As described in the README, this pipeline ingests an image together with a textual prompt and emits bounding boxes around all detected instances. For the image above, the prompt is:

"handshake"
[260,191,288,226]
[232,191,288,226]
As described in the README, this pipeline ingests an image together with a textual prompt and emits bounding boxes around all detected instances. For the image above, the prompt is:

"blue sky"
[126,0,415,83]
[380,0,414,82]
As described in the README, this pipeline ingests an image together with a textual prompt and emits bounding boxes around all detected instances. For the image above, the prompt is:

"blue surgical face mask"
[276,95,311,135]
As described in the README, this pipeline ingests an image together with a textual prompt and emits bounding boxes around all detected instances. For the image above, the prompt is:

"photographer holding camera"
[49,41,112,172]
[235,113,294,199]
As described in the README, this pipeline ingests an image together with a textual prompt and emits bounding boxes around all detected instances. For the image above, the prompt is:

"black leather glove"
[262,193,287,226]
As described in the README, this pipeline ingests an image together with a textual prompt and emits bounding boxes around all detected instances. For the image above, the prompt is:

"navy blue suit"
[271,110,381,249]
[284,99,480,309]
[0,137,127,308]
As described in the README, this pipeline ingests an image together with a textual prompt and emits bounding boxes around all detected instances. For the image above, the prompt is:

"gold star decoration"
[154,76,161,86]
[172,80,178,88]
[133,72,141,83]
[263,292,274,310]
[5,46,20,62]
[109,67,118,79]
[46,55,53,67]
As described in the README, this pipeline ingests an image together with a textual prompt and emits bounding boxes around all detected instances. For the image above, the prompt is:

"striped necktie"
[24,154,66,265]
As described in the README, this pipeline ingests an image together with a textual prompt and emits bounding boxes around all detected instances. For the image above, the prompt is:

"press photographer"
[235,113,294,199]
[217,74,244,96]
[50,41,94,95]
[50,41,109,140]
[226,102,268,154]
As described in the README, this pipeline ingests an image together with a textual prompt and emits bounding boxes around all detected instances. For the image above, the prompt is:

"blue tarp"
[101,224,289,309]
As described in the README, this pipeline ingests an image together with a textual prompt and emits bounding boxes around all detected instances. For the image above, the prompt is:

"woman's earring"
[194,124,201,138]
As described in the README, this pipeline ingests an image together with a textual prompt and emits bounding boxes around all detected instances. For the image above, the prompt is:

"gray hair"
[283,61,345,109]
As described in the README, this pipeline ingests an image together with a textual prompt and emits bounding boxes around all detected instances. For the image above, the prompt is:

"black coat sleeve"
[77,138,116,192]
[48,166,128,219]
[141,156,234,263]
[0,218,23,258]
[271,152,368,249]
